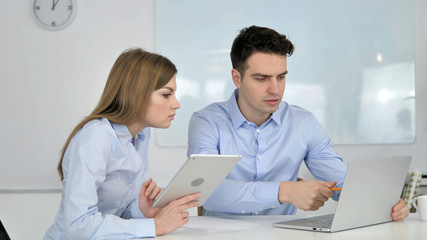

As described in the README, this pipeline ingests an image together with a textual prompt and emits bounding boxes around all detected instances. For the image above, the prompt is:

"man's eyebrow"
[278,70,288,76]
[251,73,272,78]
[251,70,288,78]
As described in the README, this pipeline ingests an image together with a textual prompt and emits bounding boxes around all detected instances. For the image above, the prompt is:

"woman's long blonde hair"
[57,48,177,180]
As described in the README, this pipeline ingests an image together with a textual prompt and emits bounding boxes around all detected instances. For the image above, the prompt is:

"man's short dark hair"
[230,25,294,76]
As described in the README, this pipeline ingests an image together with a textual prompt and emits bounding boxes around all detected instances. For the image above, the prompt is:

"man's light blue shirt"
[188,90,346,216]
[44,118,156,239]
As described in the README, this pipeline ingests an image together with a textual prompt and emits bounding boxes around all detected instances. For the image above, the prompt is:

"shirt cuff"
[133,218,156,238]
[130,199,145,218]
[259,181,282,208]
[333,183,343,200]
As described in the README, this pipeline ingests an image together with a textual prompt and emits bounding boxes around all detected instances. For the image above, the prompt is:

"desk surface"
[154,213,427,240]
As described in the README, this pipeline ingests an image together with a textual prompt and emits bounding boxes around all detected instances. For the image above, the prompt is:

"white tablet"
[152,154,241,208]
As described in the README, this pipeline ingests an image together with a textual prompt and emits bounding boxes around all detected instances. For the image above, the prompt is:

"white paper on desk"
[183,216,261,233]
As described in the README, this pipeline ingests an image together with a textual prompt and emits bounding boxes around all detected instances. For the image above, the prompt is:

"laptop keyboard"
[280,214,334,228]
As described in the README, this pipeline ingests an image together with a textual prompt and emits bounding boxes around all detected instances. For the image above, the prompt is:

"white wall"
[0,0,426,239]
[0,0,156,190]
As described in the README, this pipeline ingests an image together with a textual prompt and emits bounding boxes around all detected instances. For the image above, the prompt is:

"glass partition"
[154,0,415,146]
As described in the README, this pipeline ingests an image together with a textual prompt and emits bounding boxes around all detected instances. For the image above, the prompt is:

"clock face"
[32,0,76,30]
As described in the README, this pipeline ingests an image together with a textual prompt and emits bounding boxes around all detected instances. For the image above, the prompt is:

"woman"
[44,48,201,239]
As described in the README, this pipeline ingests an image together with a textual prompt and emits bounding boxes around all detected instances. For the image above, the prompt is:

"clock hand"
[52,0,60,11]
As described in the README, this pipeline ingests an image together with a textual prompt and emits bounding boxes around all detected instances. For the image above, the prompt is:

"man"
[187,25,408,220]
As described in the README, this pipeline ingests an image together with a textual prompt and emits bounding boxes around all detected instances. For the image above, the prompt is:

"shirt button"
[256,129,260,133]
[254,211,259,215]
[271,206,275,209]
[129,183,133,188]
[258,156,262,160]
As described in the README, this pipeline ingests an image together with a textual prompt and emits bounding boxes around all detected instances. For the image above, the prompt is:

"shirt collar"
[270,105,282,126]
[109,120,146,145]
[226,89,283,129]
[226,89,247,130]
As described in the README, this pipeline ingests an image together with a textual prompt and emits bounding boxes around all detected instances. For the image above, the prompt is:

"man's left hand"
[391,198,409,221]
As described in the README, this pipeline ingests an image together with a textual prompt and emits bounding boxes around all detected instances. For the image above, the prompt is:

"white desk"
[155,213,427,240]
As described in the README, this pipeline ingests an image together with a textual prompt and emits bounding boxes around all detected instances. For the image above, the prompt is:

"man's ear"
[231,69,241,88]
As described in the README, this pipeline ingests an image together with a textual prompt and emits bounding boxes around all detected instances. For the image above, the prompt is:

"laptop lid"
[152,154,241,208]
[331,156,411,231]
[273,156,411,232]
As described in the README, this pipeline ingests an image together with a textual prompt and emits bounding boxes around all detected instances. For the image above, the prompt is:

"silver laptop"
[152,154,241,208]
[273,156,411,232]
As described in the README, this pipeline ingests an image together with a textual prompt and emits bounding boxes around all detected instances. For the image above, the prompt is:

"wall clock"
[32,0,77,31]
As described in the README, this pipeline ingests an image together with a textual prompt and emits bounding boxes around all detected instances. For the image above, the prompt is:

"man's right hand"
[278,180,336,211]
